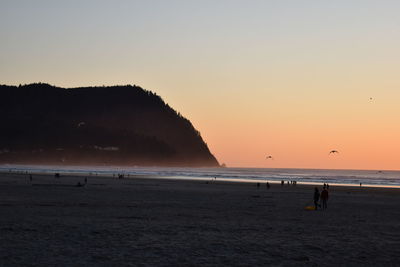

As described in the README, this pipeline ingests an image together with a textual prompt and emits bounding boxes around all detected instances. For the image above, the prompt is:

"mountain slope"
[0,83,219,167]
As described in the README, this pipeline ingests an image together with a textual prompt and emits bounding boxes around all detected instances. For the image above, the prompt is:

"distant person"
[314,187,320,210]
[84,177,87,184]
[281,180,284,186]
[257,182,260,189]
[29,174,32,182]
[360,182,362,187]
[323,183,326,189]
[327,183,329,189]
[320,188,329,210]
[266,182,270,189]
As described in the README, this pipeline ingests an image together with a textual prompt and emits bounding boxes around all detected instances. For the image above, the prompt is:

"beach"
[1,172,400,266]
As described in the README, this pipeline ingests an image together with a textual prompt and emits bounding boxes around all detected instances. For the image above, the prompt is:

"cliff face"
[0,83,219,167]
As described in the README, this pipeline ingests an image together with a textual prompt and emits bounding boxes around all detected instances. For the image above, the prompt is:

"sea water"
[1,165,400,187]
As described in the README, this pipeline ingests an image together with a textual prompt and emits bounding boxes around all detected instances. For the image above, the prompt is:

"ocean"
[1,165,400,187]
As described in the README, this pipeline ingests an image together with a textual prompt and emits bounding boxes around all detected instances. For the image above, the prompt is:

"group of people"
[280,180,297,186]
[114,173,130,179]
[313,184,329,210]
[255,180,330,211]
[27,173,88,187]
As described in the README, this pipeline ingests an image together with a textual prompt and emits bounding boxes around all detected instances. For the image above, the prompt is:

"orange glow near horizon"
[182,70,400,170]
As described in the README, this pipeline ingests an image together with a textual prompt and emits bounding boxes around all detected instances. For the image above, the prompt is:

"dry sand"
[1,172,400,266]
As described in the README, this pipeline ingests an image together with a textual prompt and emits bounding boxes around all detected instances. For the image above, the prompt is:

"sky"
[1,0,400,170]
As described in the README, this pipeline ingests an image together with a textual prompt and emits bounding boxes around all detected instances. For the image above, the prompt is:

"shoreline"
[2,169,400,189]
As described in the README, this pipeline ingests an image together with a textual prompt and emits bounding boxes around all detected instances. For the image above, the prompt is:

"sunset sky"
[1,1,400,170]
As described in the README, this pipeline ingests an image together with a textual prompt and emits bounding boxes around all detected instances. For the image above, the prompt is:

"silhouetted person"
[55,173,60,178]
[257,182,260,189]
[29,174,32,182]
[323,183,326,189]
[281,180,284,186]
[326,183,329,190]
[266,182,270,189]
[360,182,362,187]
[320,188,329,210]
[314,187,320,210]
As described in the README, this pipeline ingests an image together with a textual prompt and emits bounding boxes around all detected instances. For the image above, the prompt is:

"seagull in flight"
[329,150,339,155]
[266,155,274,160]
[77,122,86,127]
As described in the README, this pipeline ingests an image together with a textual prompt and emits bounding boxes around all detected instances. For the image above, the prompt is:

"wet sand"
[1,172,400,266]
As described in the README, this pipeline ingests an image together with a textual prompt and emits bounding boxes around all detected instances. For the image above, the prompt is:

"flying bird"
[329,150,339,155]
[266,155,274,160]
[77,122,86,127]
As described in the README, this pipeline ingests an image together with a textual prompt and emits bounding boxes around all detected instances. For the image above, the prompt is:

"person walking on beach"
[320,188,329,210]
[314,187,320,210]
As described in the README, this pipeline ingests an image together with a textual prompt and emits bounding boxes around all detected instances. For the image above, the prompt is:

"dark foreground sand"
[1,173,400,266]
